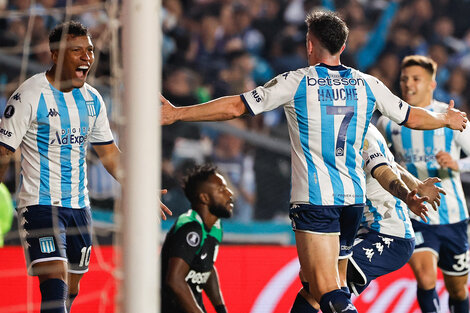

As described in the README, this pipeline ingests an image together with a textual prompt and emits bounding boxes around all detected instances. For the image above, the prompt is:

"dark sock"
[417,287,440,313]
[39,279,68,313]
[290,292,319,313]
[66,293,78,312]
[319,289,357,313]
[449,297,469,313]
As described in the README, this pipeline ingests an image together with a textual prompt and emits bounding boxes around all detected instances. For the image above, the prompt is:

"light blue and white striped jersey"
[241,63,410,206]
[362,125,414,239]
[0,73,114,209]
[377,100,470,225]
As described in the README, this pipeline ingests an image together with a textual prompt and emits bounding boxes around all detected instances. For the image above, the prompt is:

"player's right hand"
[445,100,468,132]
[160,95,178,125]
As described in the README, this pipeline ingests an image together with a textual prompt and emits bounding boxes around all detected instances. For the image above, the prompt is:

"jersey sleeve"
[167,222,202,265]
[363,132,389,176]
[0,87,35,151]
[367,76,410,125]
[88,90,114,144]
[240,70,304,115]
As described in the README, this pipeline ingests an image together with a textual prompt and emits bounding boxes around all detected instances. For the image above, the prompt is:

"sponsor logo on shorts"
[39,237,56,253]
[186,231,200,247]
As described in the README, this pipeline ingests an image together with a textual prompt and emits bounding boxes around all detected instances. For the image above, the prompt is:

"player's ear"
[199,193,210,205]
[51,50,58,64]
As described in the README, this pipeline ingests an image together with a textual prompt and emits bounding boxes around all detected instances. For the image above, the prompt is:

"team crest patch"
[86,101,96,116]
[3,105,15,118]
[39,237,56,253]
[186,231,200,247]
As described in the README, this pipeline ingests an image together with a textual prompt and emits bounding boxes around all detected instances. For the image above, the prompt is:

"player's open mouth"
[76,65,89,79]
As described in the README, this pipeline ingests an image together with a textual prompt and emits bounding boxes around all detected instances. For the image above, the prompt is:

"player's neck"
[309,54,341,67]
[46,67,74,92]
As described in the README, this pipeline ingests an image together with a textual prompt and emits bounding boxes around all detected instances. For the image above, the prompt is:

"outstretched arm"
[204,267,227,313]
[405,100,467,131]
[372,164,429,222]
[395,163,445,211]
[92,142,172,220]
[161,95,248,125]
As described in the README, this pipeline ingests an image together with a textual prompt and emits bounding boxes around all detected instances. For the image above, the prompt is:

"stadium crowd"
[1,0,470,221]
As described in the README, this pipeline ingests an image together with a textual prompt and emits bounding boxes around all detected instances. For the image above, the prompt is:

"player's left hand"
[416,177,446,211]
[436,151,459,171]
[160,189,172,220]
[406,189,429,222]
[445,100,467,132]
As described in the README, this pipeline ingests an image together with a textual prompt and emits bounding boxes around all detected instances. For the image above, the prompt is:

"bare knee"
[68,273,84,295]
[445,275,469,300]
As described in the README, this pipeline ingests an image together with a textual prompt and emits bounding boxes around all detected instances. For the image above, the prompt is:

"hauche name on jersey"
[51,126,90,145]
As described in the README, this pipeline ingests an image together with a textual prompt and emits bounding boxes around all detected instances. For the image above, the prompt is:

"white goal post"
[122,0,161,312]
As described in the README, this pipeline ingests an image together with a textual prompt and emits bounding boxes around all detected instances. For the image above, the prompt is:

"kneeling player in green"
[161,165,233,313]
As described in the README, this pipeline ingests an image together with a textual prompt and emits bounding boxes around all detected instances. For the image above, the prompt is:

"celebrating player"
[0,21,171,313]
[377,55,470,313]
[290,124,445,312]
[161,164,233,313]
[161,10,467,313]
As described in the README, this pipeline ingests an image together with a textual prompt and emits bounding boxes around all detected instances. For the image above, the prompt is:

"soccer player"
[0,21,171,313]
[377,55,470,313]
[291,124,446,312]
[161,11,467,313]
[161,164,233,313]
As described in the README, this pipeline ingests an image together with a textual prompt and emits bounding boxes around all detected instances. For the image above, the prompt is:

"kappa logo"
[373,242,384,255]
[363,247,374,262]
[378,235,394,248]
[399,100,403,109]
[39,237,56,253]
[47,108,60,117]
[12,93,21,102]
[186,231,200,247]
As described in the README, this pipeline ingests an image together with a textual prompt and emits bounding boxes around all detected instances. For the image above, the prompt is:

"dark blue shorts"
[347,228,415,295]
[412,219,469,275]
[289,203,364,258]
[18,205,92,275]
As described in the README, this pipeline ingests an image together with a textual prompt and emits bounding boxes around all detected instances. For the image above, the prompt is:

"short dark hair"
[401,55,437,79]
[183,164,218,204]
[49,21,90,51]
[305,10,348,55]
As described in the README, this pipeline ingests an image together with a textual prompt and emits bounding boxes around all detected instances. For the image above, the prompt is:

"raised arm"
[405,100,467,131]
[160,95,247,125]
[204,266,227,313]
[372,164,429,222]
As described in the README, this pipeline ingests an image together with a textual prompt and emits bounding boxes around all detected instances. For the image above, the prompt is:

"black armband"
[215,304,227,313]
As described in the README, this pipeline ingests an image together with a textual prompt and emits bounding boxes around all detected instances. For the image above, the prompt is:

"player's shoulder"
[174,210,204,233]
[9,73,49,105]
[82,83,104,101]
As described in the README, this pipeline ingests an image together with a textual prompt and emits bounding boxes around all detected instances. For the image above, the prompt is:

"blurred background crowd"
[1,0,470,223]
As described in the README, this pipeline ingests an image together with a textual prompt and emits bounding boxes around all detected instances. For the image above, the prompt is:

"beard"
[209,203,232,218]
